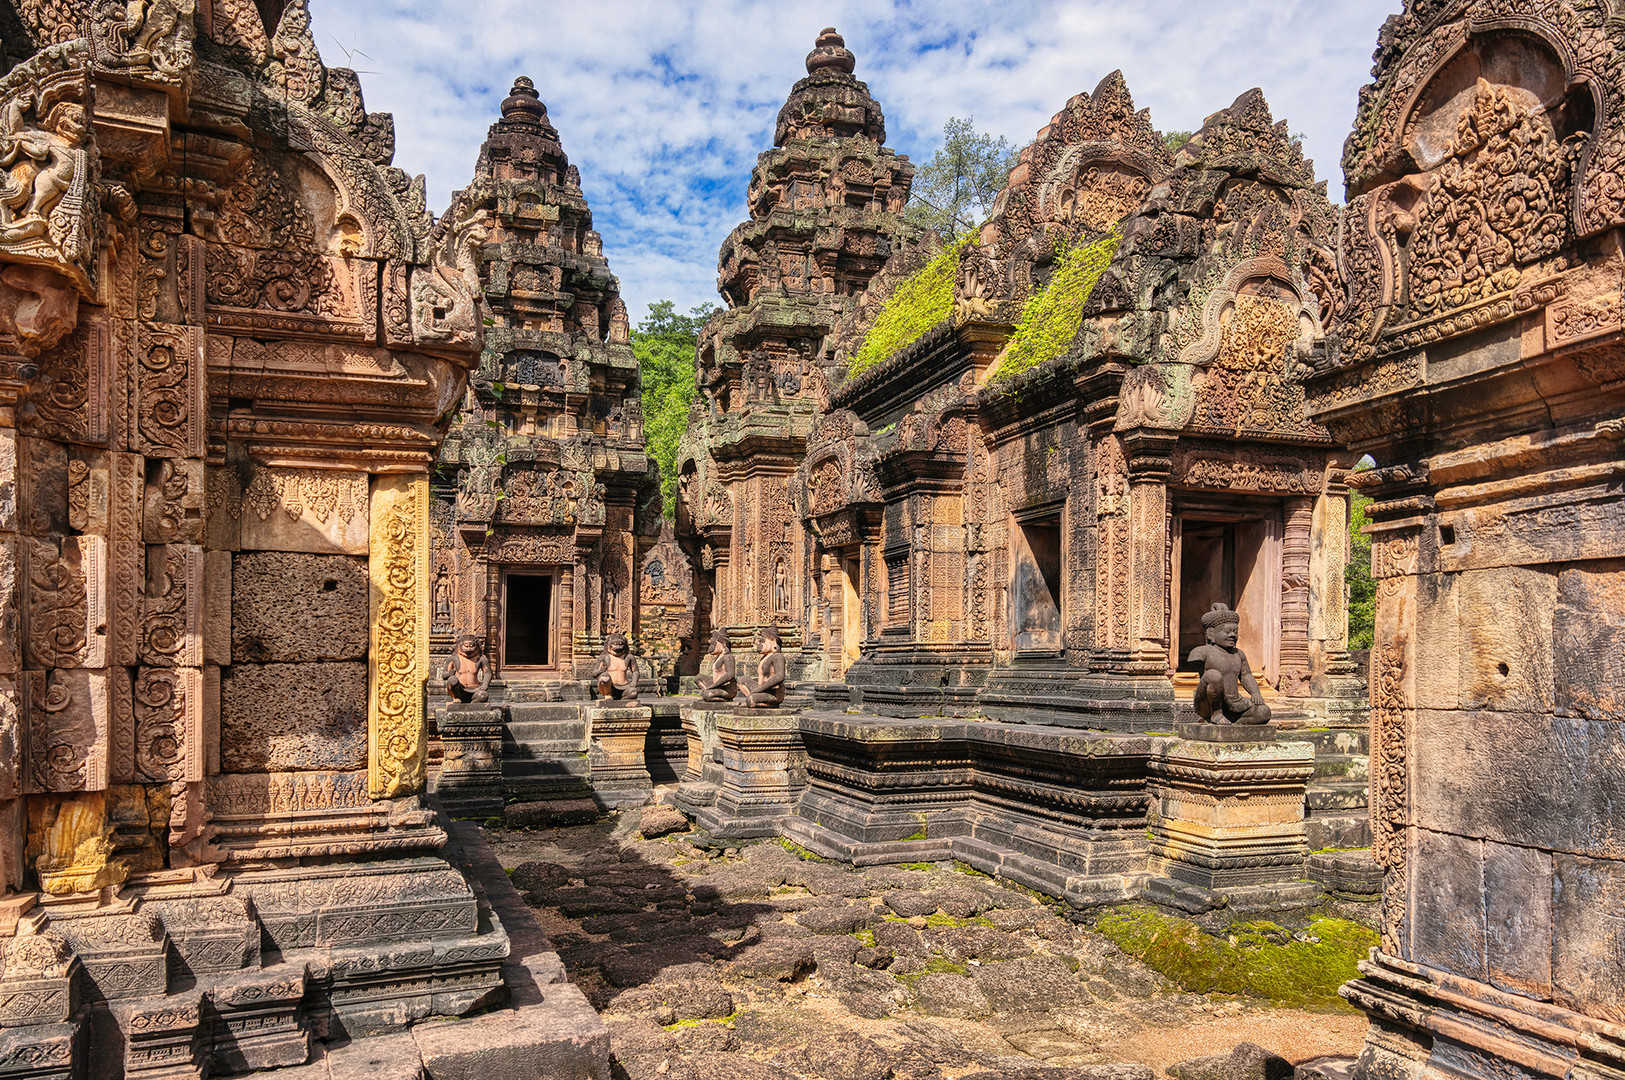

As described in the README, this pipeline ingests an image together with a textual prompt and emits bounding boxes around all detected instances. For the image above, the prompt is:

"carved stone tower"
[674,29,914,674]
[431,78,667,692]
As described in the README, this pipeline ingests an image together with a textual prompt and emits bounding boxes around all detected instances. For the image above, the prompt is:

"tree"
[632,300,717,519]
[1346,486,1375,650]
[906,116,1019,235]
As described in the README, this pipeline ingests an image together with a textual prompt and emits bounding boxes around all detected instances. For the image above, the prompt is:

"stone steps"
[1308,780,1370,811]
[1305,812,1371,852]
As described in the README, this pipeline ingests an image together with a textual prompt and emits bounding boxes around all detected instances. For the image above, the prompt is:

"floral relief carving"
[132,323,204,458]
[368,477,427,799]
[132,666,201,784]
[138,543,201,667]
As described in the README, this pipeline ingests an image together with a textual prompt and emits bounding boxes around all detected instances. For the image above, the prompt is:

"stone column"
[1123,432,1174,675]
[1279,497,1314,695]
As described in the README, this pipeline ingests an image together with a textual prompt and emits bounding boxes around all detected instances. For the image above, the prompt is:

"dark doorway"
[504,573,554,667]
[1011,515,1062,653]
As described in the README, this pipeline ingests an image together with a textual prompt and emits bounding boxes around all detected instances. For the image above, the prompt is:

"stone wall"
[1300,5,1625,1080]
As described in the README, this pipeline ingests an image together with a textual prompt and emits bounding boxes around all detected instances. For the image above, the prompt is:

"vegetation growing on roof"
[987,230,1120,385]
[848,232,971,377]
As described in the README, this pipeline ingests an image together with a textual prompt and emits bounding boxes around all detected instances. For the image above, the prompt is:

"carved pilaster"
[131,323,206,458]
[1123,433,1174,672]
[368,474,429,799]
[1279,496,1313,694]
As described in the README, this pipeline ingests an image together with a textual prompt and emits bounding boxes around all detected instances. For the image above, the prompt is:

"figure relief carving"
[142,457,205,544]
[0,55,97,290]
[96,0,199,76]
[412,205,488,348]
[1395,69,1577,319]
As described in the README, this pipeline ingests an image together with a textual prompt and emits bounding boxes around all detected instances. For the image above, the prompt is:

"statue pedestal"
[435,704,506,818]
[586,705,653,809]
[1147,730,1318,912]
[673,705,806,839]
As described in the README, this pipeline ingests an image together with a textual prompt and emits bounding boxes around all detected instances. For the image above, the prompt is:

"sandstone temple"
[0,4,1620,1080]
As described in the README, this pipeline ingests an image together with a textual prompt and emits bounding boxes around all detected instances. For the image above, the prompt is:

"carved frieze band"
[368,475,429,798]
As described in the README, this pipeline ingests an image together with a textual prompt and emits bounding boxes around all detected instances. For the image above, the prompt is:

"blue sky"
[306,0,1403,324]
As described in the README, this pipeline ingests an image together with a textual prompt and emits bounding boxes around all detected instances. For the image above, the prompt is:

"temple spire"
[805,26,856,75]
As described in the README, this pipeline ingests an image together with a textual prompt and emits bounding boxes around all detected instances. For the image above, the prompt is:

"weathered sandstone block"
[221,662,367,773]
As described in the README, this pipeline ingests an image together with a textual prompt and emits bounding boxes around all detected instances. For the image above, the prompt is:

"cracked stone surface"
[486,808,1365,1080]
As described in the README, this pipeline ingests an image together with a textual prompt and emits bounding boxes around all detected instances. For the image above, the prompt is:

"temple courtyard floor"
[482,805,1368,1080]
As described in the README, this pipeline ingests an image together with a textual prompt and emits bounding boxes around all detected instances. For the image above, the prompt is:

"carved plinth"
[1147,735,1317,911]
[674,706,806,839]
[435,704,506,818]
[586,705,654,809]
[784,713,1157,906]
[673,705,718,812]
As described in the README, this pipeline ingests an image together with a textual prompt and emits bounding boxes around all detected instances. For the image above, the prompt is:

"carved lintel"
[368,474,429,798]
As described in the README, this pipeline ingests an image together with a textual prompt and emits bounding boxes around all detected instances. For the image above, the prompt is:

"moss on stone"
[849,234,970,376]
[1094,904,1376,1011]
[893,957,971,985]
[988,231,1120,384]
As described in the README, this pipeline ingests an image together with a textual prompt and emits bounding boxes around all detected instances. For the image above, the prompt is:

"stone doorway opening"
[841,556,862,672]
[503,570,557,668]
[1011,513,1063,654]
[1171,510,1281,686]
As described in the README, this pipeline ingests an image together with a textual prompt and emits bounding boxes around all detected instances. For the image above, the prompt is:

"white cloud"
[307,0,1402,324]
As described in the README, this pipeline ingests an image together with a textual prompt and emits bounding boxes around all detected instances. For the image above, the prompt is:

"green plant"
[1347,480,1375,649]
[1095,905,1376,1011]
[631,300,717,518]
[849,233,971,376]
[987,231,1120,384]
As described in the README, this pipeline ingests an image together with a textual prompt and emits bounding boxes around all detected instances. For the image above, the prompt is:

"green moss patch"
[988,231,1120,384]
[850,234,970,376]
[893,958,971,986]
[1095,905,1375,1011]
